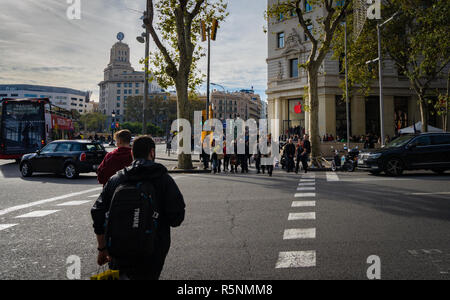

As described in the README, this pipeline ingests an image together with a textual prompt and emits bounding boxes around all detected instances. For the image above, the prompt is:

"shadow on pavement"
[0,161,21,178]
[325,176,450,222]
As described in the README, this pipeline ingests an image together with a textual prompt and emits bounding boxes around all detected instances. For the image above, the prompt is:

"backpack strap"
[136,181,160,220]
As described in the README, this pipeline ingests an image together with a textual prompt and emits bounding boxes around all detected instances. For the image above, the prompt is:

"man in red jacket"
[97,130,133,185]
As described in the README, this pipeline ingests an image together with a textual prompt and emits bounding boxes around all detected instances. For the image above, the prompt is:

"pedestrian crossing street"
[275,171,341,270]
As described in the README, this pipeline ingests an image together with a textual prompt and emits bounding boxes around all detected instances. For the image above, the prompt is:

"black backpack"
[105,171,160,265]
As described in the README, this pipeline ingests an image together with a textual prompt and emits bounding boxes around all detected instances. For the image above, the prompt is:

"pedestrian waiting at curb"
[97,130,133,186]
[91,136,185,280]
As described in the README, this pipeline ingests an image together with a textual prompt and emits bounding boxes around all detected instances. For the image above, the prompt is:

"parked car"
[357,133,450,176]
[20,140,107,179]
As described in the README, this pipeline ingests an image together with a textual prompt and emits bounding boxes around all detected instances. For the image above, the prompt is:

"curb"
[157,157,200,163]
[168,168,211,174]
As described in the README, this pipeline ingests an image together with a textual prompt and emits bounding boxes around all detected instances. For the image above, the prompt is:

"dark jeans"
[287,156,295,172]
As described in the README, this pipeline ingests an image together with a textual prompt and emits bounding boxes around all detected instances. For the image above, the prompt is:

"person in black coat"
[284,139,296,173]
[91,136,185,280]
[300,134,311,173]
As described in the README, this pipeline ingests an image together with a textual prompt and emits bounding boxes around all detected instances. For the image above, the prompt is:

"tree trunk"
[175,75,193,170]
[307,66,321,164]
[418,95,429,133]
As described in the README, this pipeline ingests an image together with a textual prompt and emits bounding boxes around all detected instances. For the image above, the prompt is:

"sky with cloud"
[0,0,268,102]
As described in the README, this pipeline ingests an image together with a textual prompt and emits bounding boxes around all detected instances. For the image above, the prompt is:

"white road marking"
[326,172,340,182]
[88,195,99,198]
[410,192,450,196]
[302,174,316,179]
[275,251,316,268]
[292,201,316,207]
[288,212,316,221]
[298,182,315,186]
[297,187,316,191]
[57,201,91,206]
[299,179,315,182]
[0,187,102,216]
[295,193,316,198]
[15,210,60,218]
[0,224,18,231]
[283,228,316,240]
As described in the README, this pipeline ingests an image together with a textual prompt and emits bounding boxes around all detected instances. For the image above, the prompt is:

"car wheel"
[331,161,337,172]
[20,162,33,177]
[64,164,79,179]
[384,158,404,176]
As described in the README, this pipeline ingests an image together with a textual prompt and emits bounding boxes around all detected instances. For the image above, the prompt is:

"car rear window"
[83,144,104,152]
[431,135,450,145]
[70,143,82,152]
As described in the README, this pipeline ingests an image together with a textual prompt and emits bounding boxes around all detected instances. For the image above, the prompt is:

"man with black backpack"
[91,136,185,280]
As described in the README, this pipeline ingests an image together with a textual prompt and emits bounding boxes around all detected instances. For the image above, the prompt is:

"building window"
[117,90,121,94]
[136,83,140,87]
[135,90,139,94]
[290,58,299,78]
[305,0,312,12]
[117,96,121,101]
[277,32,285,48]
[117,83,121,88]
[124,90,127,94]
[117,103,121,108]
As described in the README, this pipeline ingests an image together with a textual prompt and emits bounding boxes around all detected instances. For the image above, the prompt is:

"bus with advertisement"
[0,98,75,162]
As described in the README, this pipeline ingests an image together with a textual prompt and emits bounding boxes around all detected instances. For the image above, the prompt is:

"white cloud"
[0,0,268,102]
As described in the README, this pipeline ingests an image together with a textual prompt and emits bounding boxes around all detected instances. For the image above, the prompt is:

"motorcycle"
[331,146,359,172]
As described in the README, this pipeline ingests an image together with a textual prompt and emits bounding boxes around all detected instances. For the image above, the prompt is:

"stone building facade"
[266,0,448,140]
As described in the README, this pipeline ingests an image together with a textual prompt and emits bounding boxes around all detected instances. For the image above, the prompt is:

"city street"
[1,157,449,280]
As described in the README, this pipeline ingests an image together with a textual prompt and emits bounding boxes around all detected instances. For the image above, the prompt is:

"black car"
[357,133,450,176]
[20,140,107,179]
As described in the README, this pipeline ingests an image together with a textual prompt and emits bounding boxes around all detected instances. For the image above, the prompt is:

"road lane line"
[298,182,315,186]
[15,210,60,218]
[297,187,316,191]
[302,174,316,179]
[288,212,316,220]
[283,228,316,240]
[326,172,340,182]
[275,251,316,268]
[410,192,450,196]
[299,179,315,182]
[0,187,102,217]
[295,193,316,198]
[0,224,18,231]
[292,201,316,207]
[88,195,99,198]
[57,201,91,206]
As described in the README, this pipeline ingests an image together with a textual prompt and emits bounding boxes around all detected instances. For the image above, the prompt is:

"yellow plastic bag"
[90,267,120,280]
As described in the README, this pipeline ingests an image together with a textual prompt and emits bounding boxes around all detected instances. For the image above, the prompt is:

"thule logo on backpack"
[132,208,140,228]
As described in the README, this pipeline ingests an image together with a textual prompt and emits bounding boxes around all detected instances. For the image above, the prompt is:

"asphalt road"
[0,158,449,280]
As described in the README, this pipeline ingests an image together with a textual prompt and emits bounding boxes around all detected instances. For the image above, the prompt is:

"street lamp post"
[138,4,151,135]
[366,11,401,147]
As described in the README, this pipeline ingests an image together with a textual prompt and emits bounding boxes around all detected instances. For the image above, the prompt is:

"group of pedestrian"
[282,134,311,174]
[91,129,185,280]
[202,137,275,177]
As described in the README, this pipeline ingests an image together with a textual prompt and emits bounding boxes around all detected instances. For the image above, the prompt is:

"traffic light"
[116,122,120,129]
[201,21,207,42]
[211,19,219,41]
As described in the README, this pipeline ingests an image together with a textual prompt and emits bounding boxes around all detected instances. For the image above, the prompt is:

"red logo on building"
[294,102,302,114]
